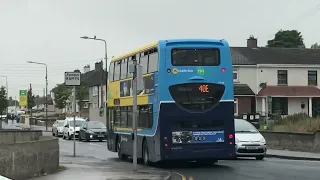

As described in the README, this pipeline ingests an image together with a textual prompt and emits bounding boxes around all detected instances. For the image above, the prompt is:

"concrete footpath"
[267,149,320,161]
[30,156,171,180]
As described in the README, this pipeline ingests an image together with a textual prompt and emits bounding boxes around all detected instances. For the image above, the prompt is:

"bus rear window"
[171,48,220,66]
[169,83,225,112]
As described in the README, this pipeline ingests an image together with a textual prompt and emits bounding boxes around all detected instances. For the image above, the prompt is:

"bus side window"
[114,61,121,81]
[120,58,128,80]
[148,48,158,73]
[127,106,133,128]
[114,107,121,127]
[127,55,135,78]
[139,52,148,74]
[138,105,152,129]
[120,106,128,127]
[109,62,115,82]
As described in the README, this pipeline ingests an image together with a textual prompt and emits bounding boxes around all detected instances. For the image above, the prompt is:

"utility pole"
[45,65,48,131]
[29,83,32,128]
[129,57,143,171]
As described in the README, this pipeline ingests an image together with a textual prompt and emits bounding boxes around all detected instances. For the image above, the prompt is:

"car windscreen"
[58,121,64,126]
[235,120,258,133]
[87,122,106,129]
[69,120,85,127]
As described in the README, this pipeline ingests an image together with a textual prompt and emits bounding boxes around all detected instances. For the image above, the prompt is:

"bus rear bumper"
[162,148,235,161]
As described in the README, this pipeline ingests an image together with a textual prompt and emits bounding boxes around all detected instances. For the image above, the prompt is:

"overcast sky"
[0,0,320,98]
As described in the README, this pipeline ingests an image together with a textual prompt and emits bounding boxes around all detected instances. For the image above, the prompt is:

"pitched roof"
[257,86,320,97]
[234,84,255,96]
[231,47,320,65]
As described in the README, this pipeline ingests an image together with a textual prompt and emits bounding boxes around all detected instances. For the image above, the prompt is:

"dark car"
[78,121,107,142]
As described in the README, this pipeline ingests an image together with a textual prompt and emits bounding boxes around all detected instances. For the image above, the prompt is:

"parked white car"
[52,120,65,137]
[234,119,267,160]
[62,117,86,140]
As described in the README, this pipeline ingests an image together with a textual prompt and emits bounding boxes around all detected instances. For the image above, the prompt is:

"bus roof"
[111,41,158,62]
[111,38,229,63]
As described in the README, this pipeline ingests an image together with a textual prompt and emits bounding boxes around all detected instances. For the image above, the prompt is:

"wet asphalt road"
[51,132,320,180]
[168,158,320,180]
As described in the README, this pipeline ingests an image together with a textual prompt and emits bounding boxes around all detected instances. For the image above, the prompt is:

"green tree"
[267,30,305,48]
[0,86,8,118]
[311,43,320,49]
[52,84,71,110]
[76,82,88,116]
[27,89,36,111]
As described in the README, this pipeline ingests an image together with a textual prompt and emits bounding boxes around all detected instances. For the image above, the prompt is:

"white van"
[62,117,86,140]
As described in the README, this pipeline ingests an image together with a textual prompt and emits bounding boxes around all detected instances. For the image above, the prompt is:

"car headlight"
[235,138,240,143]
[88,130,94,134]
[260,138,266,144]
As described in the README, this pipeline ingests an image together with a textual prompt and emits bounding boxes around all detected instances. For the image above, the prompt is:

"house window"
[308,70,317,86]
[92,86,98,96]
[84,102,89,109]
[233,69,238,82]
[272,97,288,115]
[234,98,238,115]
[277,70,288,85]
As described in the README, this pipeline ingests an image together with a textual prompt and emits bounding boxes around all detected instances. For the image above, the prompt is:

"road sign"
[64,72,81,86]
[19,90,27,96]
[19,90,27,106]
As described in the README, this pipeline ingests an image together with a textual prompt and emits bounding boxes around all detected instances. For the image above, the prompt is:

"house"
[87,61,107,123]
[232,36,320,117]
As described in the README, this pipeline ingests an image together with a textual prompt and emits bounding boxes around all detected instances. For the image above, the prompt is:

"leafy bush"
[268,113,320,132]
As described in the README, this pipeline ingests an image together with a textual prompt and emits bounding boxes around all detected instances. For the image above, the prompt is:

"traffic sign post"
[64,71,81,157]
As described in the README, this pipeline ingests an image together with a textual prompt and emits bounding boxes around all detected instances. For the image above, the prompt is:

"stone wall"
[0,130,42,144]
[261,130,320,152]
[0,136,59,180]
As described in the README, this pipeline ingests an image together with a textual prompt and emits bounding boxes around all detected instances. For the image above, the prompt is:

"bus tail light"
[164,143,168,147]
[228,134,233,139]
[221,68,226,73]
[164,136,168,140]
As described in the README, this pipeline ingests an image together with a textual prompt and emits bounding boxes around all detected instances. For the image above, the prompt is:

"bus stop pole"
[132,59,138,171]
[73,86,76,157]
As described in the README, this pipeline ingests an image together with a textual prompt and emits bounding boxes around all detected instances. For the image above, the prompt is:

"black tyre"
[142,140,150,166]
[117,140,128,160]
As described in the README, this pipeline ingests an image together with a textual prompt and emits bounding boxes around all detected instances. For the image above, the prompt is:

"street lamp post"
[27,61,48,131]
[80,36,108,115]
[0,75,8,124]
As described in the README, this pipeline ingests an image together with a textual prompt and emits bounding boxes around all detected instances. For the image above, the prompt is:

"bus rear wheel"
[142,141,150,166]
[117,141,127,160]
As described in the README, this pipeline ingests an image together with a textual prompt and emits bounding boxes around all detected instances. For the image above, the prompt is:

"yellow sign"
[19,89,27,106]
[172,68,178,74]
[19,96,27,106]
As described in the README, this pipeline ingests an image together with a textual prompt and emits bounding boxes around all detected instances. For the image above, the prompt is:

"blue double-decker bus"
[106,39,235,165]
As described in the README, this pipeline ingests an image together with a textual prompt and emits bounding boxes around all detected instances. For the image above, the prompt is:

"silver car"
[234,119,267,160]
[52,120,65,137]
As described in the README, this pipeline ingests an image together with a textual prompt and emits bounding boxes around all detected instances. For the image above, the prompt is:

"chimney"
[247,35,258,48]
[83,65,90,73]
[95,61,103,71]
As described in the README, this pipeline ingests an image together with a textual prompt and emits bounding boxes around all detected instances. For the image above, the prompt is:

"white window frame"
[92,86,98,96]
[233,68,239,82]
[234,98,238,115]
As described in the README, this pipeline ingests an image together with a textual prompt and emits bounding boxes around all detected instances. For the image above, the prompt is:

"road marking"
[172,172,187,180]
